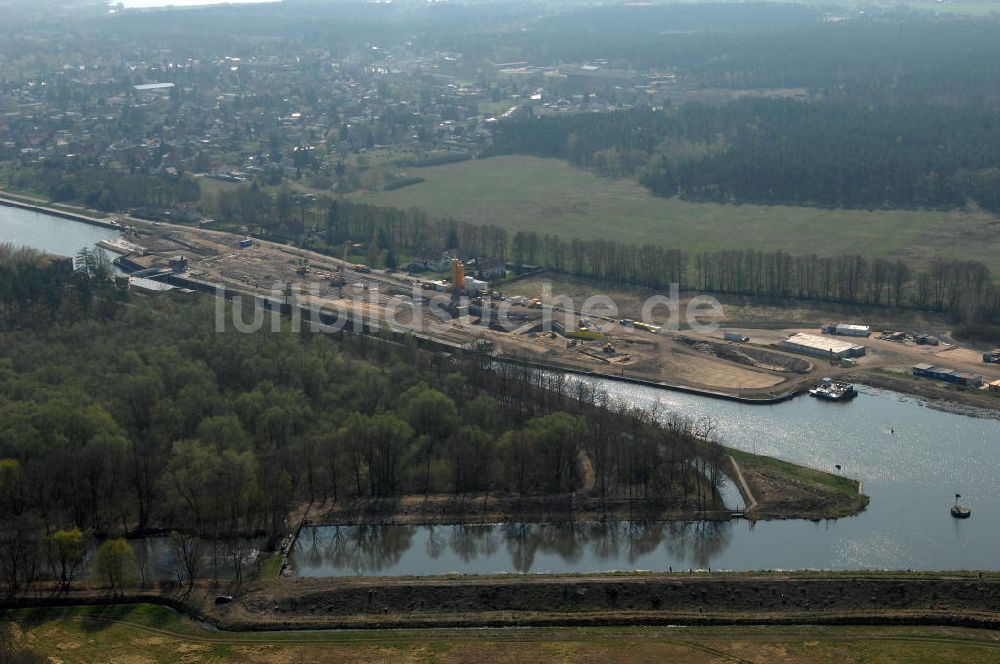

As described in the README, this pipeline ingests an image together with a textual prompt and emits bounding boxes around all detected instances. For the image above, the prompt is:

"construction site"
[108,220,1000,407]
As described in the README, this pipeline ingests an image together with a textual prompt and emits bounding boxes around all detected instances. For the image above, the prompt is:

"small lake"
[290,384,1000,575]
[0,204,117,262]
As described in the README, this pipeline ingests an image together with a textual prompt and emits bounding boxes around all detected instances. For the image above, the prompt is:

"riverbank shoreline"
[297,447,867,527]
[0,192,123,233]
[487,354,1000,419]
[492,352,804,405]
[302,495,735,528]
[4,189,998,418]
[843,371,1000,420]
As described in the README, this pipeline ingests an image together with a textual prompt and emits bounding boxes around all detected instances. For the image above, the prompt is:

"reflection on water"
[290,521,734,576]
[80,536,266,582]
[8,208,999,573]
[296,525,418,577]
[291,385,1000,576]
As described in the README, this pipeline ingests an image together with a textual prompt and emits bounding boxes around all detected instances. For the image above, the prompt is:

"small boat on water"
[809,377,858,402]
[951,493,971,519]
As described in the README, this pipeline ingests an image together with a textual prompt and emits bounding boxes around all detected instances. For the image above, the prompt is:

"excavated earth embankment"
[209,573,1000,630]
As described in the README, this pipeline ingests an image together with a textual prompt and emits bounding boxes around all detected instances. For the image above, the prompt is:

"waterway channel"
[291,384,1000,575]
[5,207,1000,574]
[0,203,118,261]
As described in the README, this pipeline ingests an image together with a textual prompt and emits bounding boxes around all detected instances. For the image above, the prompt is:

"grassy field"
[352,155,1000,274]
[4,604,1000,663]
[728,447,862,496]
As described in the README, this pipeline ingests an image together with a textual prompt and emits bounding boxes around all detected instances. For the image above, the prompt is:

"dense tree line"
[493,99,1000,211]
[467,15,1000,108]
[202,187,1000,322]
[693,250,999,322]
[0,245,121,330]
[0,259,725,594]
[9,162,201,213]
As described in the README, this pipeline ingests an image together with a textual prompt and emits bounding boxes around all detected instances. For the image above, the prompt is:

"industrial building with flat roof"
[822,322,871,337]
[780,332,866,358]
[912,363,985,387]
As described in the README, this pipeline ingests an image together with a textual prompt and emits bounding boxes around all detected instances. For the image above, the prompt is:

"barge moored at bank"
[809,377,858,402]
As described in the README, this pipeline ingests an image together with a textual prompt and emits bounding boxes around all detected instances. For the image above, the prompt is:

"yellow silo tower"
[451,259,465,292]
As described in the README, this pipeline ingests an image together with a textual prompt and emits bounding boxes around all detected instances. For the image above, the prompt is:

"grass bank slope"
[5,604,1000,663]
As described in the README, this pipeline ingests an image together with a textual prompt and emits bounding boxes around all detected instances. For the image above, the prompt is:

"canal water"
[78,535,267,583]
[290,374,1000,576]
[5,207,1000,574]
[0,204,117,263]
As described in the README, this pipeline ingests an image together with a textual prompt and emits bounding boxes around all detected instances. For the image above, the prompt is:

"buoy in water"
[952,493,971,518]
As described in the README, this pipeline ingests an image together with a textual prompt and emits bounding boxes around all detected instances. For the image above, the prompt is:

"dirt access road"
[127,221,1000,410]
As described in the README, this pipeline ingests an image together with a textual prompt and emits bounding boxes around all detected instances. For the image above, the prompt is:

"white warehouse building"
[780,332,866,359]
[463,276,489,294]
[822,322,871,337]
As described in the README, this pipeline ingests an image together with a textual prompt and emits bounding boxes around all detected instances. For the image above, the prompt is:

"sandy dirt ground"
[124,222,1000,410]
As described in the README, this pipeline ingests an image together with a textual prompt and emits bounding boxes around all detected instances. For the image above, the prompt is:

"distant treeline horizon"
[492,100,1000,213]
